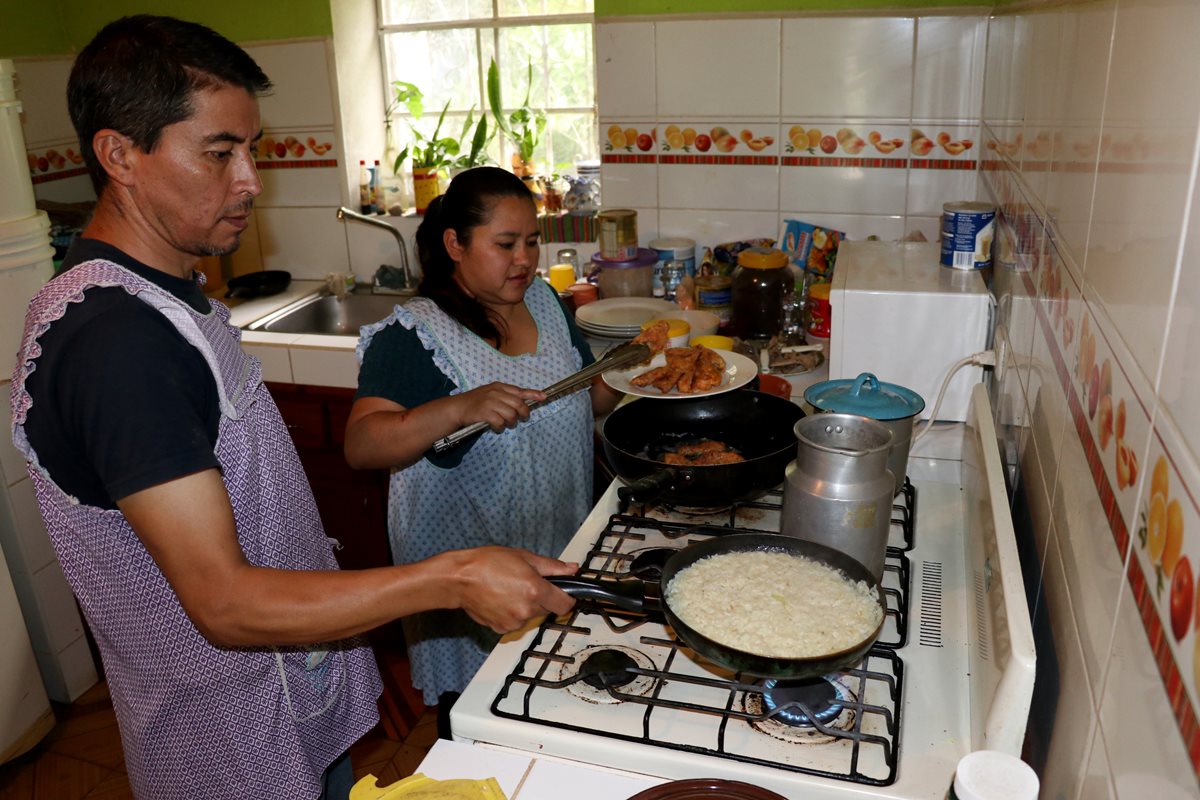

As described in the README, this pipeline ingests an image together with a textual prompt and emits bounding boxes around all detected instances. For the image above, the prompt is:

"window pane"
[497,0,592,15]
[497,24,593,110]
[544,112,597,172]
[383,30,480,113]
[381,0,492,25]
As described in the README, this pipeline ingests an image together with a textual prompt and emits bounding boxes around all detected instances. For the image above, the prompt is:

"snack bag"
[708,237,777,277]
[782,219,844,282]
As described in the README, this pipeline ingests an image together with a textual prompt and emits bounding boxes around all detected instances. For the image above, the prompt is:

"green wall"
[1,0,331,58]
[596,0,991,14]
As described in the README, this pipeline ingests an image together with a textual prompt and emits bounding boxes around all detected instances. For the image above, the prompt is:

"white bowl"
[651,309,720,341]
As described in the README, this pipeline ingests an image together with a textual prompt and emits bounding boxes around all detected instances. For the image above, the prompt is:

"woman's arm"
[344,383,544,470]
[590,375,624,417]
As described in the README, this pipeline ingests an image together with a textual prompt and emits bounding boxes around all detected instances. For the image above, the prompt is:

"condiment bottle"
[947,751,1039,800]
[731,247,790,340]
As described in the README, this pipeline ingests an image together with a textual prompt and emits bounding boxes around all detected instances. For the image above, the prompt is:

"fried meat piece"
[630,365,674,387]
[652,367,684,393]
[664,347,700,370]
[662,452,693,466]
[631,320,671,358]
[676,440,730,456]
[690,450,746,465]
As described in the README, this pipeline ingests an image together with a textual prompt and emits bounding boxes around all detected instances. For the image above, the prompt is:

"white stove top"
[452,386,1034,800]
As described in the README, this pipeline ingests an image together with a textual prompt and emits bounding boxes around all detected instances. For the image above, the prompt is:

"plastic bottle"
[371,160,383,214]
[358,160,371,214]
[947,751,1039,800]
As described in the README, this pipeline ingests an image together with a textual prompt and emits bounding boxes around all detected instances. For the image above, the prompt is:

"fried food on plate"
[629,344,726,395]
[631,320,671,360]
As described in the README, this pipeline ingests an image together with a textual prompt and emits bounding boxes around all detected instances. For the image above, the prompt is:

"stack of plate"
[574,297,678,340]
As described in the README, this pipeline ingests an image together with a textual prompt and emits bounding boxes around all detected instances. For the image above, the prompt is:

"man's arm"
[118,468,575,647]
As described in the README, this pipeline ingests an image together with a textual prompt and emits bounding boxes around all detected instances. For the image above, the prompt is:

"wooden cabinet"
[267,382,426,736]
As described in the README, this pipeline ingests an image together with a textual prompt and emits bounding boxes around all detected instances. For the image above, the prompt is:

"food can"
[598,209,638,261]
[807,281,832,338]
[649,237,697,292]
[695,274,733,325]
[940,201,996,270]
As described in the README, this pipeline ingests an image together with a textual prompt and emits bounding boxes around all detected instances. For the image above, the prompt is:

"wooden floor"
[0,680,438,799]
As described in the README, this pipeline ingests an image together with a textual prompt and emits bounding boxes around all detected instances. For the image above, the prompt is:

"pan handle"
[616,469,693,506]
[547,576,655,612]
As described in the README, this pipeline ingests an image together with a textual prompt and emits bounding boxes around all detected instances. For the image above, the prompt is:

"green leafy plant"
[388,81,492,173]
[487,58,547,171]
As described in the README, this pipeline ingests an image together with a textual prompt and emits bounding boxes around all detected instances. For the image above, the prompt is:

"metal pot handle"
[547,576,652,612]
[850,372,879,397]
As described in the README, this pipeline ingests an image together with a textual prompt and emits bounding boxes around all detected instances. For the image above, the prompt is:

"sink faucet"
[336,207,416,293]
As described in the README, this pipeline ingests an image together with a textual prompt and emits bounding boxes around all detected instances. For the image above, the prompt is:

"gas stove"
[452,386,1034,799]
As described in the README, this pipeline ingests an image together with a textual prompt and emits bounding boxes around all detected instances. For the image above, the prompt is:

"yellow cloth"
[350,772,507,800]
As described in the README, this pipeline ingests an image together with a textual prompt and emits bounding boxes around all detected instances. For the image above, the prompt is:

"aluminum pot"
[781,413,894,580]
[803,372,925,496]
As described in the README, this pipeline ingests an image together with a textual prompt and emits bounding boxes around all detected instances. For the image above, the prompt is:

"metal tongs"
[431,342,651,454]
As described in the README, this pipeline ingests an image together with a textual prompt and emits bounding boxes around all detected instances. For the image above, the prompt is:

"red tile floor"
[0,634,435,799]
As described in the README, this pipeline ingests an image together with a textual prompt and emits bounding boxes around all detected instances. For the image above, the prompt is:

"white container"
[0,60,38,224]
[950,750,1039,800]
[828,240,990,422]
[0,211,54,269]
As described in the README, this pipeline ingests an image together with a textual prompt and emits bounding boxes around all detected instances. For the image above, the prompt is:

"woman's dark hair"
[67,15,272,194]
[416,166,536,344]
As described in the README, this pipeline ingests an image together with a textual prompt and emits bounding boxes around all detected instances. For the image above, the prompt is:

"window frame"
[376,1,597,174]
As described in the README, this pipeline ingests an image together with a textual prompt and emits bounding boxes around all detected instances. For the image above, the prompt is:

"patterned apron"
[10,260,382,800]
[357,278,593,704]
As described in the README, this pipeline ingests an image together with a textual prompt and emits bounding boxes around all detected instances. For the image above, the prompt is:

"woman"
[345,167,622,730]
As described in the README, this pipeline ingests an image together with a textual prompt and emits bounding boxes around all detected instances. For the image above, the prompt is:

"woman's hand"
[454,382,545,432]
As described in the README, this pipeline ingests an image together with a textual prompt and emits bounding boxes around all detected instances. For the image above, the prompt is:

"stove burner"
[761,677,843,727]
[628,548,673,581]
[661,503,733,518]
[742,675,858,744]
[579,649,638,689]
[556,645,659,704]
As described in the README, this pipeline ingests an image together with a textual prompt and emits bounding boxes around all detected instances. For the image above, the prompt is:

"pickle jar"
[731,247,790,340]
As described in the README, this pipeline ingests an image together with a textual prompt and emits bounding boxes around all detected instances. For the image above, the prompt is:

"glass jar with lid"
[731,247,790,340]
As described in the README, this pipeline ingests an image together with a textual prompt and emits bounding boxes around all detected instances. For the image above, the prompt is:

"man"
[9,15,574,800]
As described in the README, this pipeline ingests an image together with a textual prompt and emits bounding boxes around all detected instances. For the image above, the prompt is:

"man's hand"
[437,546,576,633]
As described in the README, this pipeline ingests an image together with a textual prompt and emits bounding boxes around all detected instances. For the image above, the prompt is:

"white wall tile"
[255,207,351,277]
[913,17,987,121]
[258,165,344,208]
[659,163,779,212]
[596,22,656,118]
[656,209,779,256]
[781,165,907,216]
[656,20,781,118]
[601,162,658,209]
[1161,148,1200,463]
[906,166,979,218]
[245,40,337,129]
[1083,729,1118,800]
[776,212,906,243]
[782,18,914,119]
[11,58,75,147]
[345,214,420,284]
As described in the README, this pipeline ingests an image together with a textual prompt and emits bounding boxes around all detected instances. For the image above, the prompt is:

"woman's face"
[446,195,540,308]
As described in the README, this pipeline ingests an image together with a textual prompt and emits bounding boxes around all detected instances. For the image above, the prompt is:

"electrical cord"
[911,350,997,445]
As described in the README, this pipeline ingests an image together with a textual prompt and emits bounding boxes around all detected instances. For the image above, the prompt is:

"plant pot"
[412,166,442,215]
[521,175,545,214]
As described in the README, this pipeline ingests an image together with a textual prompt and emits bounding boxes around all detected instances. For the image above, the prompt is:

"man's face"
[131,83,263,258]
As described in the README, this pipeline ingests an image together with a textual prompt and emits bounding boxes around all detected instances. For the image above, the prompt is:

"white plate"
[575,297,678,329]
[603,349,757,399]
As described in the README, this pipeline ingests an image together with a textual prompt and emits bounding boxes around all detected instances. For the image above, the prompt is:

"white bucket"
[0,59,38,225]
[0,211,54,271]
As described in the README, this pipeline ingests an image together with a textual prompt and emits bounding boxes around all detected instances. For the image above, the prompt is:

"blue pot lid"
[804,372,926,420]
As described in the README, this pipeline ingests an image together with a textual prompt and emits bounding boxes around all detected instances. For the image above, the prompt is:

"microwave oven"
[827,240,993,422]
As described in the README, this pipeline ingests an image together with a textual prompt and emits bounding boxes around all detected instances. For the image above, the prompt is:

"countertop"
[399,739,663,800]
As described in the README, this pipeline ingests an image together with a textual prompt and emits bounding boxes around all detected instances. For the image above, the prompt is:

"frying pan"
[223,269,292,299]
[600,389,804,507]
[549,532,886,680]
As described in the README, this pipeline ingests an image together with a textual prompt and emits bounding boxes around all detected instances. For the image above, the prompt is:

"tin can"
[940,202,996,270]
[649,237,697,293]
[695,274,733,325]
[807,281,832,338]
[598,209,638,261]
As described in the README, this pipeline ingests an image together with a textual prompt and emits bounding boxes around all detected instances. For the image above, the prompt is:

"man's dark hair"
[67,15,272,194]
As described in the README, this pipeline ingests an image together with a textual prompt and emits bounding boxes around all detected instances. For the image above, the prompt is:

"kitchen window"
[378,0,597,174]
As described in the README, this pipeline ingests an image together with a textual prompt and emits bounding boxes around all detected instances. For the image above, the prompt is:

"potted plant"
[487,58,546,179]
[388,81,493,214]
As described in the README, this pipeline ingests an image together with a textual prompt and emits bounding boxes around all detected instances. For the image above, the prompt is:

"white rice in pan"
[664,550,883,659]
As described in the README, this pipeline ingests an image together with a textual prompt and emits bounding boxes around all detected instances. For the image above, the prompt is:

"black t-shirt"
[22,239,221,510]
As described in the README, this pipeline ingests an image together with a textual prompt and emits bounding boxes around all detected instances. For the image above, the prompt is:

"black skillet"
[223,269,292,299]
[549,532,886,680]
[599,389,804,508]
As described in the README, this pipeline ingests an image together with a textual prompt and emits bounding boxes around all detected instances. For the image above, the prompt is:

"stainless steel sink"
[245,291,408,335]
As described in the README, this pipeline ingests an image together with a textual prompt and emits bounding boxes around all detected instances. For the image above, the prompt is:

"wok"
[600,389,804,507]
[549,531,886,680]
[224,269,292,299]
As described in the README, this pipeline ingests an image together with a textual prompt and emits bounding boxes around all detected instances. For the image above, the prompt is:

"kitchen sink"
[245,290,409,335]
